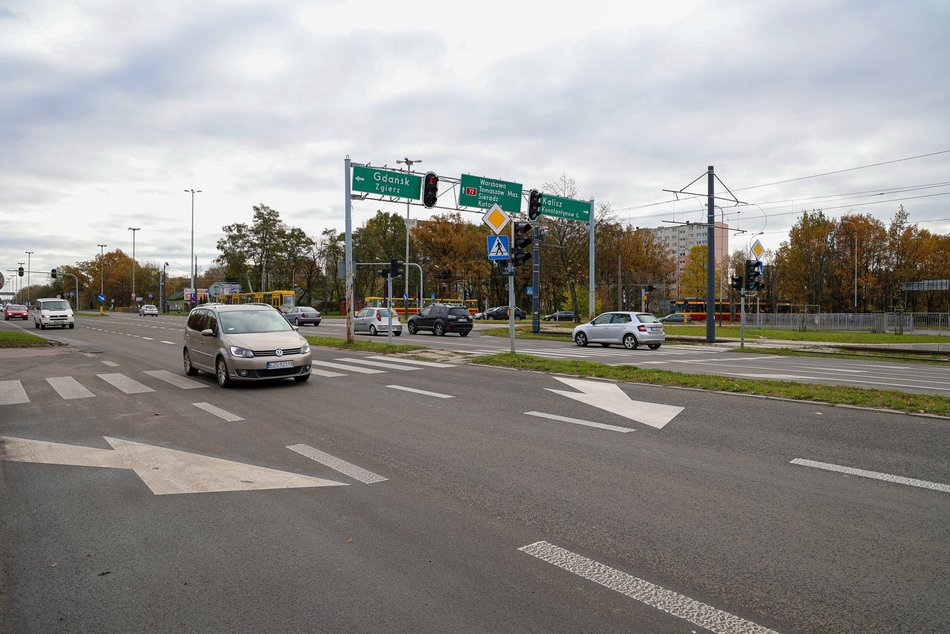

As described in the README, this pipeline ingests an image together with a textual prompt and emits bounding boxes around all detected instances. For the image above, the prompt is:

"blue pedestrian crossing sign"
[487,235,510,261]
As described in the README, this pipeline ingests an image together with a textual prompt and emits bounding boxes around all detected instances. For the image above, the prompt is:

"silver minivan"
[183,304,312,387]
[33,298,75,330]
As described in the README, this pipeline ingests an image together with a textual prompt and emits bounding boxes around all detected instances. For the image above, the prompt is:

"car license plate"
[267,360,294,369]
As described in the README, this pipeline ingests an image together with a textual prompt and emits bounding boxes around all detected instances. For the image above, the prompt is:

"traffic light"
[745,259,762,291]
[528,189,543,220]
[378,267,390,278]
[512,222,532,266]
[423,172,439,208]
[730,275,743,291]
[645,284,656,293]
[18,266,24,277]
[390,258,402,278]
[51,268,57,279]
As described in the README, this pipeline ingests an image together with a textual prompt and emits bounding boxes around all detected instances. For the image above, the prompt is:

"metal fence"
[744,312,950,335]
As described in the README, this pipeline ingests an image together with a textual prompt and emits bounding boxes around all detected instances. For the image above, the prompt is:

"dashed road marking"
[791,458,950,493]
[385,385,454,399]
[287,444,388,484]
[524,411,634,433]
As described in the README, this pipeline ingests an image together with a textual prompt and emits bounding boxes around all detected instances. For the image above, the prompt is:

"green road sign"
[352,165,422,200]
[540,194,591,222]
[459,174,523,213]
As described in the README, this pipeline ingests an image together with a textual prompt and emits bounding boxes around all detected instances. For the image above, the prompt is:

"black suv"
[407,303,474,336]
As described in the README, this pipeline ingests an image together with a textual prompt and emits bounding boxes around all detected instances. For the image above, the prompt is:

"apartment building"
[651,221,729,298]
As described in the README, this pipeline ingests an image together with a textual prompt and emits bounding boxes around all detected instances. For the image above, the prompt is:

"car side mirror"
[201,328,214,337]
[292,325,299,331]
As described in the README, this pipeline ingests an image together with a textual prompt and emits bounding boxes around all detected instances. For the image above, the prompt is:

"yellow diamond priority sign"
[751,239,764,260]
[482,204,511,235]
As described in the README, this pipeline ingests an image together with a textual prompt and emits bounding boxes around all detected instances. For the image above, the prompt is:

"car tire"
[648,344,661,350]
[574,332,588,347]
[407,322,417,335]
[434,322,445,336]
[34,321,38,329]
[600,343,610,347]
[459,331,469,337]
[69,324,74,329]
[294,373,310,383]
[183,349,199,376]
[369,325,378,336]
[394,331,401,336]
[216,357,232,388]
[623,334,639,350]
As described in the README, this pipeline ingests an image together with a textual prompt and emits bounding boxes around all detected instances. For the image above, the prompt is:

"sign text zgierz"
[351,165,422,200]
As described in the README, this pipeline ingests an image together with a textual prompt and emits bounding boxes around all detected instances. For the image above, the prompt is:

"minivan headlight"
[229,345,254,358]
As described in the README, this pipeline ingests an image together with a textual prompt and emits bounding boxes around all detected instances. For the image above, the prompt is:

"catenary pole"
[706,166,716,343]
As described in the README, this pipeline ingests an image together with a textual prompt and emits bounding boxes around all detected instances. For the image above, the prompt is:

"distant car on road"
[408,303,473,336]
[483,306,525,320]
[542,310,575,322]
[4,304,28,320]
[572,311,665,350]
[659,313,691,323]
[284,306,322,327]
[354,307,401,336]
[139,304,158,316]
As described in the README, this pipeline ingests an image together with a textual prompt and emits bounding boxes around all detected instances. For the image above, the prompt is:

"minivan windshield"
[42,300,70,311]
[219,310,294,334]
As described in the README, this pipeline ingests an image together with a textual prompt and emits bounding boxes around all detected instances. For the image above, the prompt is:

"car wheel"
[183,349,199,376]
[294,373,310,383]
[459,331,469,337]
[407,322,417,335]
[648,343,661,350]
[34,321,39,329]
[69,324,74,329]
[434,322,445,336]
[369,325,378,336]
[215,357,232,388]
[394,331,401,336]
[574,332,588,347]
[623,334,639,350]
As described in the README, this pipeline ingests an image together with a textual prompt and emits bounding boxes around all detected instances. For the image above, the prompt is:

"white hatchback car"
[572,311,665,350]
[139,304,158,316]
[354,307,402,336]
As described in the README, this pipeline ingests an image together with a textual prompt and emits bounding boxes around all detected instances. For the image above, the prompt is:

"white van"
[33,298,75,329]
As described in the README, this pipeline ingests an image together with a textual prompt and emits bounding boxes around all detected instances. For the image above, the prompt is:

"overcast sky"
[2,0,948,285]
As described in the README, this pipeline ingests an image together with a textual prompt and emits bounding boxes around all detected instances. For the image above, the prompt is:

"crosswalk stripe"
[101,360,120,367]
[47,377,95,400]
[143,370,207,389]
[335,357,420,371]
[310,369,346,377]
[98,373,155,394]
[192,402,244,422]
[0,380,30,405]
[386,385,454,399]
[288,444,387,484]
[310,360,385,374]
[367,356,456,368]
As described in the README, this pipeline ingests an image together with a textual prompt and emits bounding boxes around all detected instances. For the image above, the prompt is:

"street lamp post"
[184,189,202,306]
[840,218,859,311]
[97,244,107,314]
[161,261,169,313]
[396,157,420,308]
[128,227,140,307]
[25,251,33,304]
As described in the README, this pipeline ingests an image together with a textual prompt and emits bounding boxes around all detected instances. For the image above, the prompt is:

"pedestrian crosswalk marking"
[310,369,346,378]
[335,357,420,371]
[368,356,456,368]
[193,402,244,422]
[144,370,207,390]
[311,360,385,374]
[47,376,96,400]
[98,373,155,394]
[0,380,30,405]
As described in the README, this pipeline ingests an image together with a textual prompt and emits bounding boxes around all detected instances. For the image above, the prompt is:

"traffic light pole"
[386,272,393,346]
[531,224,540,334]
[509,220,516,353]
[740,289,746,349]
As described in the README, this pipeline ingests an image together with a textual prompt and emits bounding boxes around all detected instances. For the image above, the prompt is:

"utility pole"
[98,244,107,315]
[184,188,201,306]
[25,251,33,304]
[706,166,716,343]
[397,157,420,310]
[128,227,140,306]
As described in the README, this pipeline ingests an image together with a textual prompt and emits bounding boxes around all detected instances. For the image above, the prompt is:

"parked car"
[182,303,312,387]
[483,306,525,320]
[572,311,665,350]
[33,298,75,330]
[139,304,158,316]
[284,305,322,327]
[407,303,473,336]
[659,313,691,323]
[543,310,575,322]
[354,307,401,336]
[3,304,28,320]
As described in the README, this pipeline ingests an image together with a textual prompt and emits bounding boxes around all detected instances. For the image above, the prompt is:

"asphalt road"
[320,318,950,397]
[1,313,949,632]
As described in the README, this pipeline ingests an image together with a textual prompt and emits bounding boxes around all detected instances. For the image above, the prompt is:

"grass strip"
[0,331,61,348]
[303,335,425,354]
[471,352,950,416]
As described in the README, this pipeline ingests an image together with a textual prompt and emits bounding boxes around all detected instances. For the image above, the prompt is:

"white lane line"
[287,444,388,484]
[47,377,96,400]
[141,337,155,341]
[0,381,30,405]
[519,541,777,634]
[160,340,175,345]
[143,370,207,390]
[97,373,155,394]
[310,369,346,377]
[385,385,454,399]
[790,458,950,493]
[368,356,456,368]
[310,360,385,374]
[192,402,244,422]
[524,411,634,433]
[101,360,120,367]
[335,357,420,371]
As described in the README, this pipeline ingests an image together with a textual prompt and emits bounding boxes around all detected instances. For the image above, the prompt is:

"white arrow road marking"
[0,436,346,495]
[546,377,683,430]
[519,541,777,634]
